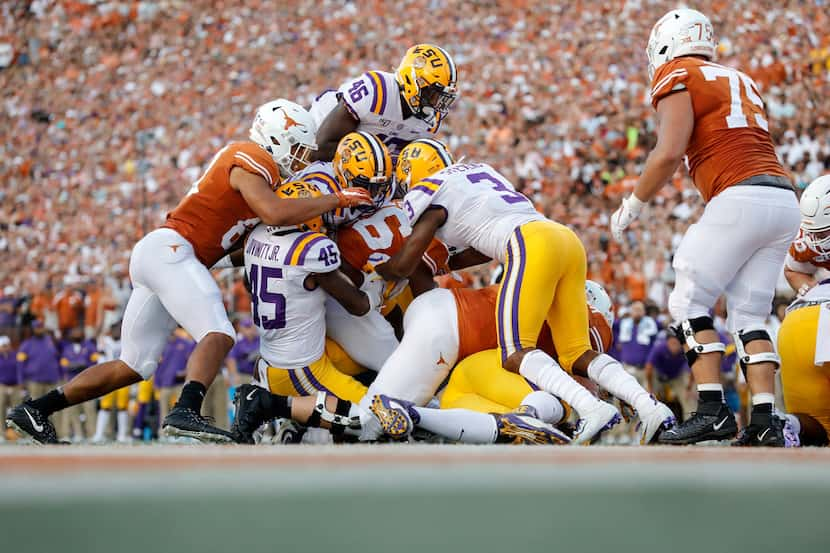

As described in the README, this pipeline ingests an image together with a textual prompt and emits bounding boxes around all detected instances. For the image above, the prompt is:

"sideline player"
[310,44,458,161]
[777,175,830,447]
[610,9,799,446]
[377,140,675,444]
[6,100,373,444]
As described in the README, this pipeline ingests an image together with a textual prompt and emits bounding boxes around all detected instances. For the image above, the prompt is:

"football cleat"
[658,402,737,445]
[6,401,60,444]
[782,415,801,448]
[162,405,234,443]
[495,413,571,445]
[230,384,273,445]
[732,415,785,447]
[369,394,419,440]
[572,402,621,445]
[637,399,677,445]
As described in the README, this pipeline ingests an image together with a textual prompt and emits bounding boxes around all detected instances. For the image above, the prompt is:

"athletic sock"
[413,406,498,444]
[750,393,774,426]
[177,381,207,412]
[518,350,601,415]
[586,354,655,415]
[93,410,110,441]
[519,391,565,424]
[696,383,724,404]
[29,388,69,416]
[267,393,292,419]
[116,410,129,441]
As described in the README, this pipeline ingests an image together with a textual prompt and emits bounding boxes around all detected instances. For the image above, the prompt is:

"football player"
[6,100,374,444]
[777,175,830,447]
[367,281,616,445]
[310,44,458,162]
[610,9,800,446]
[376,140,675,444]
[230,180,385,443]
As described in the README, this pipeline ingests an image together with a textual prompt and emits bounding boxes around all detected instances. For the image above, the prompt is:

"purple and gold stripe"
[288,370,310,396]
[303,172,342,194]
[284,232,326,266]
[302,367,332,395]
[497,228,528,362]
[366,71,387,114]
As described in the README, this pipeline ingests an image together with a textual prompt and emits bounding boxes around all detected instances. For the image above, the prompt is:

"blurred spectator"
[0,286,18,344]
[58,326,99,441]
[227,318,258,387]
[644,333,692,420]
[16,320,61,429]
[53,285,84,338]
[153,328,195,428]
[0,335,20,440]
[612,301,659,385]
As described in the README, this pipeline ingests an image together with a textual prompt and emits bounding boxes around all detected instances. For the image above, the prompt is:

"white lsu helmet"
[250,99,318,179]
[646,8,715,81]
[798,175,830,254]
[586,280,614,328]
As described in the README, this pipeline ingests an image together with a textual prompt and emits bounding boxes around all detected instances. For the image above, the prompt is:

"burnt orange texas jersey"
[163,142,280,267]
[650,57,789,202]
[337,204,449,275]
[452,285,612,362]
[787,229,830,271]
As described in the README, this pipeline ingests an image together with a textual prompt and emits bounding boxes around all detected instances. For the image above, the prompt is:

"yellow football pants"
[100,386,130,411]
[778,305,830,436]
[441,349,535,413]
[497,219,590,372]
[260,354,367,403]
[324,338,365,377]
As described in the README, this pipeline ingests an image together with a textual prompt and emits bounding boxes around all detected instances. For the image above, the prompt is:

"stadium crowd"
[1,1,829,439]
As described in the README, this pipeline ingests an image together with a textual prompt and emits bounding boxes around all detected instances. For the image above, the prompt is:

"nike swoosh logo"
[24,408,44,433]
[246,390,257,401]
[713,417,729,431]
[758,428,770,442]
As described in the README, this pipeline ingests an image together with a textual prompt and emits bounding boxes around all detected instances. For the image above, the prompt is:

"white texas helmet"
[798,175,830,254]
[250,99,318,179]
[646,8,715,80]
[585,280,614,327]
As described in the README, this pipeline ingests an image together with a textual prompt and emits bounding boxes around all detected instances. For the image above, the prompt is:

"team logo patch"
[283,113,303,130]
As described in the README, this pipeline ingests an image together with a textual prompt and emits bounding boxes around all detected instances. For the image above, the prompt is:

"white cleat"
[572,402,621,445]
[638,402,677,445]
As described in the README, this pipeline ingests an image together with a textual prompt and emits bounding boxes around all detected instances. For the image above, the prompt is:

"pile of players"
[7,9,829,448]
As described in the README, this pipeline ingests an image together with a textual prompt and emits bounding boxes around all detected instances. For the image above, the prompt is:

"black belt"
[732,174,794,192]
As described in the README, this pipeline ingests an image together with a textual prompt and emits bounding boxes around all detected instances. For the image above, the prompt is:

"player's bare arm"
[312,100,360,162]
[783,266,817,296]
[448,248,492,271]
[310,270,372,316]
[231,167,371,226]
[376,207,447,280]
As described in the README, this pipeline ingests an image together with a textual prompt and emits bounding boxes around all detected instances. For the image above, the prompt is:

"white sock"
[697,383,724,396]
[518,350,601,415]
[751,393,775,408]
[587,354,655,415]
[413,406,498,444]
[520,391,564,424]
[116,410,129,441]
[93,410,110,441]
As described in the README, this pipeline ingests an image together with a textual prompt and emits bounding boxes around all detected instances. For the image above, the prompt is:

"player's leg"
[92,391,116,443]
[324,339,365,376]
[114,385,131,443]
[503,222,619,443]
[6,282,173,444]
[726,197,800,446]
[778,305,830,447]
[325,297,399,372]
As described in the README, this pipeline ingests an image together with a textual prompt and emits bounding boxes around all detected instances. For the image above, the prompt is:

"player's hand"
[335,187,373,208]
[610,194,646,242]
[360,271,386,312]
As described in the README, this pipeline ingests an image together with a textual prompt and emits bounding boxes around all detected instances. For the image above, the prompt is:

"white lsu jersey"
[309,70,442,160]
[402,162,543,263]
[244,225,341,369]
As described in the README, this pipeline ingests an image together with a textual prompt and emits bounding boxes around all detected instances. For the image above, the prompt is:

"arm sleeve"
[650,60,691,109]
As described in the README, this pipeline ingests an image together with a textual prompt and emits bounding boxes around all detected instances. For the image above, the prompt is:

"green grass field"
[1,444,828,553]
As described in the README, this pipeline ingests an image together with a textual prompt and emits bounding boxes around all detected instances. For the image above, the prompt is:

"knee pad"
[734,328,780,373]
[306,392,361,436]
[671,317,726,366]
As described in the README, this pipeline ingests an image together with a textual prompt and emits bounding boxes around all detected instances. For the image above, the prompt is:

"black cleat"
[658,402,737,445]
[6,401,60,444]
[230,384,273,444]
[732,415,785,447]
[162,405,233,443]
